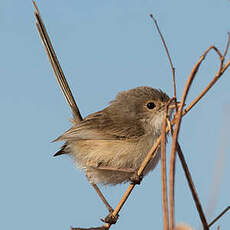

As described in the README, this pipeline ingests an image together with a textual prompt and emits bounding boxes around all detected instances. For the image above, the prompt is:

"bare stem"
[150,14,177,101]
[176,143,208,230]
[223,33,230,58]
[183,59,230,117]
[161,110,169,230]
[208,206,230,227]
[168,47,211,230]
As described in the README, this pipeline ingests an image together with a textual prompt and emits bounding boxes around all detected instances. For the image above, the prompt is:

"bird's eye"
[147,102,155,109]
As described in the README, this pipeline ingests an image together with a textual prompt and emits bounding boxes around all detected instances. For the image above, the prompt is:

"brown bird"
[54,86,170,185]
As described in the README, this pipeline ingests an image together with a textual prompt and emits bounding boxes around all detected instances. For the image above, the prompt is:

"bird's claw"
[101,212,119,224]
[129,172,143,185]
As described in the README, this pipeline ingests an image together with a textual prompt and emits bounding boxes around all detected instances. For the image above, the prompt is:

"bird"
[53,86,170,186]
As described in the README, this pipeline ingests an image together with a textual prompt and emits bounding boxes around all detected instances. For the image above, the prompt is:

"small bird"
[54,86,170,185]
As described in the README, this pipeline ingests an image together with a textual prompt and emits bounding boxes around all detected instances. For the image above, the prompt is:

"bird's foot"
[101,211,119,225]
[129,172,143,185]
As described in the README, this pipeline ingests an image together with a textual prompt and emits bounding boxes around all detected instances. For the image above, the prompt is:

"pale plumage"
[54,86,170,185]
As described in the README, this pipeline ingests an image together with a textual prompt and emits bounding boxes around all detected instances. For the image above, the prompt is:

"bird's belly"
[69,135,160,185]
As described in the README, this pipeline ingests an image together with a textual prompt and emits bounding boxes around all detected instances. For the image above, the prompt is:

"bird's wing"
[54,109,145,142]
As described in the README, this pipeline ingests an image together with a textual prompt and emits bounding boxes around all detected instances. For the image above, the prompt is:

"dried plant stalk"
[183,44,230,117]
[150,15,177,102]
[161,109,169,230]
[208,206,230,227]
[176,143,208,228]
[168,48,215,230]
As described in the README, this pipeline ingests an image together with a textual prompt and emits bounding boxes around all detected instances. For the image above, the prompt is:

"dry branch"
[150,15,177,102]
[208,206,230,227]
[176,143,208,229]
[161,107,169,230]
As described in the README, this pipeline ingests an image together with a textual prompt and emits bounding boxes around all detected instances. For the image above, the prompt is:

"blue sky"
[0,0,230,229]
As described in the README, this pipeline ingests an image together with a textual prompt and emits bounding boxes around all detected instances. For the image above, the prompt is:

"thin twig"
[208,206,230,227]
[167,119,208,230]
[167,98,177,228]
[176,143,209,230]
[91,184,113,213]
[161,107,169,230]
[150,15,177,102]
[149,15,178,227]
[161,98,177,230]
[169,144,176,230]
[168,47,213,230]
[183,60,230,117]
[223,33,230,58]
